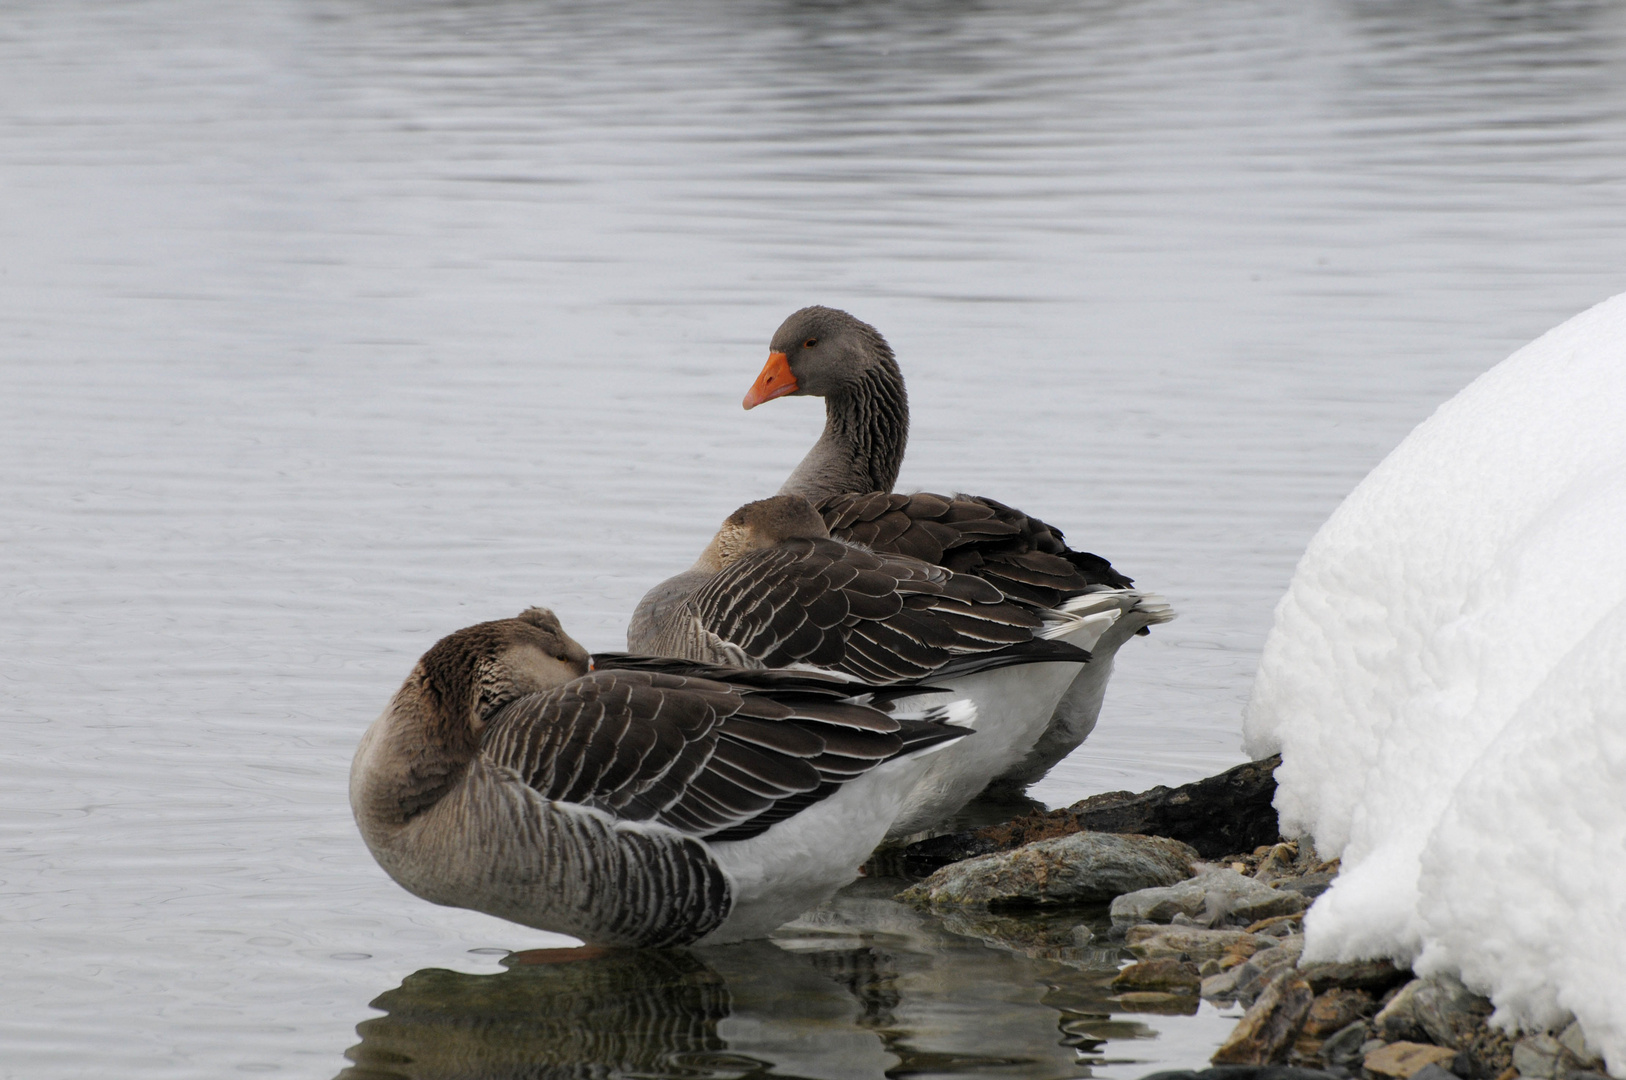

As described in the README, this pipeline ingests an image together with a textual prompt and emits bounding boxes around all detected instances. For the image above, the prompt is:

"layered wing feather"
[816,491,1133,608]
[478,668,961,844]
[684,537,1057,682]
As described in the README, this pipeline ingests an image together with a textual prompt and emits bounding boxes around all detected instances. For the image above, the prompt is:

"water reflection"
[339,882,1202,1080]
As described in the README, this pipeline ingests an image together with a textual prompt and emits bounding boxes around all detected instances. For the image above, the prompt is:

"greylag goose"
[350,607,968,948]
[743,306,1174,788]
[627,496,1148,836]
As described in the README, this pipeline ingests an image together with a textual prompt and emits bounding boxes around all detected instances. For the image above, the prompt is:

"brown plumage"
[351,607,969,946]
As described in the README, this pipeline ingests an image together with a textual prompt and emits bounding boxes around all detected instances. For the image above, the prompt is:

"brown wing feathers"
[816,491,1133,607]
[479,669,954,844]
[688,537,1044,682]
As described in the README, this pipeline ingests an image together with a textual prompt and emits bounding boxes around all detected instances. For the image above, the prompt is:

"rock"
[1373,980,1429,1042]
[1125,926,1269,962]
[1247,914,1306,937]
[906,754,1283,866]
[1413,974,1492,1049]
[1141,1068,1345,1080]
[1408,1065,1457,1080]
[1113,959,1202,994]
[1558,1021,1605,1070]
[930,907,1115,965]
[1301,989,1375,1037]
[1319,1021,1371,1068]
[898,830,1195,908]
[1110,868,1310,930]
[1512,1034,1567,1079]
[1112,881,1207,925]
[1204,967,1248,1000]
[1276,872,1335,899]
[1373,975,1491,1049]
[1456,1024,1515,1079]
[1363,1042,1458,1079]
[1296,958,1412,996]
[1203,938,1305,1002]
[1112,990,1201,1015]
[1211,971,1316,1065]
[1239,940,1305,997]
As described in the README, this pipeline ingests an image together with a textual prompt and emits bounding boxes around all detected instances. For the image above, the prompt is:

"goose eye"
[804,337,818,348]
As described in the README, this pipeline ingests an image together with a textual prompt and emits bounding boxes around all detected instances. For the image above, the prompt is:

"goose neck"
[351,679,479,831]
[781,363,908,500]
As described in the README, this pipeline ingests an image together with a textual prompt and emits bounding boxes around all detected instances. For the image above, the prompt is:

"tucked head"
[701,496,830,570]
[743,306,895,409]
[417,607,591,733]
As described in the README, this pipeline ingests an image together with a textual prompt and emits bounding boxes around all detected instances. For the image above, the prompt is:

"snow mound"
[1243,292,1626,1074]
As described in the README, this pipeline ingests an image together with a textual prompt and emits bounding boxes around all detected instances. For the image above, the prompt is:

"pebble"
[897,831,1196,908]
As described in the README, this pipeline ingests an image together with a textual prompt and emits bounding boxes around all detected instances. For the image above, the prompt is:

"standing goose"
[742,306,1174,788]
[351,607,968,948]
[627,496,1148,836]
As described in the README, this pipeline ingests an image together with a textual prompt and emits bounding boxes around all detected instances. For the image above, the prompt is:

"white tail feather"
[1038,588,1177,649]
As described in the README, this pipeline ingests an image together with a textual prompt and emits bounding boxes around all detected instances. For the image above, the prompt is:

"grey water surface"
[4,1,1625,1077]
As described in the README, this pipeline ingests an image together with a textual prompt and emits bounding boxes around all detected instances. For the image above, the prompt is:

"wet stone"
[1125,925,1269,962]
[1113,990,1201,1015]
[1113,959,1202,994]
[1111,868,1310,930]
[1363,1041,1458,1079]
[1211,971,1316,1065]
[915,754,1283,867]
[898,831,1196,909]
[1140,1068,1345,1080]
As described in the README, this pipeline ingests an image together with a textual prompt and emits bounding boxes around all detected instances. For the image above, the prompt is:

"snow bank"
[1243,292,1626,1073]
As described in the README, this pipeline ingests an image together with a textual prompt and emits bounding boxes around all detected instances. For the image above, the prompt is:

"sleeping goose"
[350,607,968,948]
[742,306,1174,788]
[626,495,1149,836]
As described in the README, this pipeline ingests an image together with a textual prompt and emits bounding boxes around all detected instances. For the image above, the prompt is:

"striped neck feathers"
[782,357,909,501]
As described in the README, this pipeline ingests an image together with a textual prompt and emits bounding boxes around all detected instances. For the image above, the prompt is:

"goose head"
[743,307,910,499]
[743,306,898,408]
[416,607,592,736]
[354,608,590,827]
[695,496,831,574]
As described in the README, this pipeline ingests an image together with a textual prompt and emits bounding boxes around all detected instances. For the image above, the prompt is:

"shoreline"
[891,760,1611,1080]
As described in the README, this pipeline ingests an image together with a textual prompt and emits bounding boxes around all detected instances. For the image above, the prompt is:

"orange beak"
[743,351,798,410]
